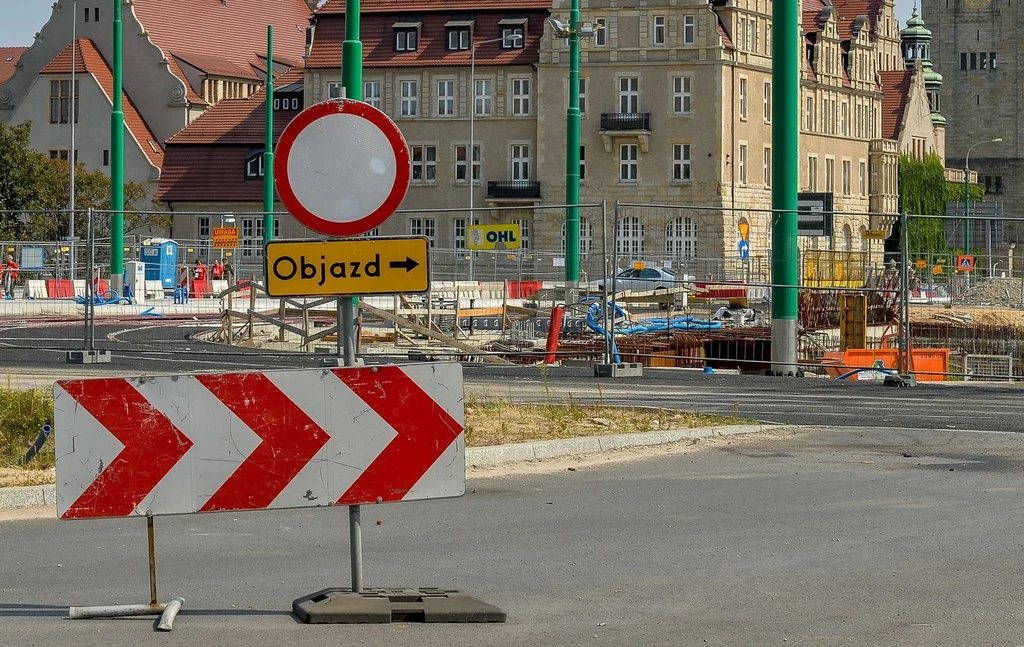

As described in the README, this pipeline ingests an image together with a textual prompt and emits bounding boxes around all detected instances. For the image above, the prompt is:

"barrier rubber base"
[292,588,506,624]
[593,362,643,378]
[65,350,111,364]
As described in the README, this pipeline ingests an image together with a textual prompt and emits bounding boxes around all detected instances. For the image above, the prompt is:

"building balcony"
[599,112,652,153]
[486,180,542,200]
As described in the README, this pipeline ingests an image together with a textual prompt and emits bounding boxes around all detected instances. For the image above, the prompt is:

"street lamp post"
[468,33,520,282]
[964,137,1002,261]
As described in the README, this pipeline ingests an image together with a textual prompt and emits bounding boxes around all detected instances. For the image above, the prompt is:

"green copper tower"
[564,0,581,283]
[109,0,124,283]
[770,0,799,374]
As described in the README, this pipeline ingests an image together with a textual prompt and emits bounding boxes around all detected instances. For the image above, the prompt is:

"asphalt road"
[5,426,1024,646]
[1,319,1023,431]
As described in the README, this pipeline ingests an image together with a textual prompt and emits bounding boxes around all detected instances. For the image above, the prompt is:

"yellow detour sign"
[467,224,522,250]
[212,227,240,249]
[264,237,429,297]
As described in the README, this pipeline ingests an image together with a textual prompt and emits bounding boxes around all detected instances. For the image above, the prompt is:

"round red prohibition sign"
[274,99,412,237]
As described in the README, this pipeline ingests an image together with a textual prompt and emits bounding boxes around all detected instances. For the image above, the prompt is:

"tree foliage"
[0,120,165,241]
[897,152,985,255]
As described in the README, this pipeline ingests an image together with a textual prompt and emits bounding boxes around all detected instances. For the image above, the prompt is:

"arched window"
[615,217,645,259]
[665,217,698,259]
[843,224,853,251]
[561,218,594,259]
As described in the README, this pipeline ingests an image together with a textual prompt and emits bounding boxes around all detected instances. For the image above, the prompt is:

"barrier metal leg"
[68,515,185,631]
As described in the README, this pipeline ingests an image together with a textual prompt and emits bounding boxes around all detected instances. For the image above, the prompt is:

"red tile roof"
[317,0,551,13]
[830,0,882,40]
[0,46,27,86]
[41,39,164,169]
[308,10,546,69]
[802,0,826,31]
[130,0,311,104]
[156,70,305,202]
[878,69,912,141]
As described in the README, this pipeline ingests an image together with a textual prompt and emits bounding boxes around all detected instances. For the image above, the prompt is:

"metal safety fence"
[1,204,1023,382]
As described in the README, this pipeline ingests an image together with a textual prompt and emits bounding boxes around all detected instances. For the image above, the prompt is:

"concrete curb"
[0,484,56,511]
[465,424,769,468]
[0,424,769,512]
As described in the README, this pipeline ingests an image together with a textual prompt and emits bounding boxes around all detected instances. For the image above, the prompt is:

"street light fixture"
[468,32,521,281]
[963,137,1002,266]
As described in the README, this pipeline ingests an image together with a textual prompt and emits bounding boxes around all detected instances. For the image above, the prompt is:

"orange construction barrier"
[822,348,949,381]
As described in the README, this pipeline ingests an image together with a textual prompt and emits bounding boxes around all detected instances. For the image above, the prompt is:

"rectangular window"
[620,143,638,182]
[653,16,666,46]
[84,7,90,21]
[511,78,531,116]
[49,79,79,124]
[960,52,967,70]
[808,156,818,191]
[408,218,437,247]
[93,7,98,21]
[395,29,418,52]
[672,144,691,182]
[579,145,586,181]
[595,18,607,46]
[840,102,848,135]
[763,146,772,187]
[747,18,756,52]
[683,16,695,45]
[198,217,211,240]
[512,218,531,250]
[618,76,639,113]
[859,161,867,196]
[103,149,109,166]
[364,81,381,108]
[738,77,748,119]
[737,17,746,51]
[673,76,691,115]
[578,76,588,114]
[738,144,748,184]
[400,80,418,117]
[980,52,988,69]
[763,81,771,123]
[510,144,531,181]
[437,80,455,116]
[766,23,772,55]
[454,144,481,182]
[842,160,852,196]
[241,217,277,258]
[453,218,467,252]
[502,27,524,49]
[410,145,437,183]
[447,28,470,51]
[970,52,977,69]
[991,52,997,69]
[475,78,493,116]
[825,157,835,193]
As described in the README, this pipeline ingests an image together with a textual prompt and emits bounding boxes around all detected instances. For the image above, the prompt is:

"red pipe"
[544,305,564,365]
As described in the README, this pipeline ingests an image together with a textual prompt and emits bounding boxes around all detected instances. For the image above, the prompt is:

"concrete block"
[593,363,644,378]
[0,485,51,510]
[65,350,112,364]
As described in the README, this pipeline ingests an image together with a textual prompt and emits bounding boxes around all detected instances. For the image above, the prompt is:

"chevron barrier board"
[54,363,465,520]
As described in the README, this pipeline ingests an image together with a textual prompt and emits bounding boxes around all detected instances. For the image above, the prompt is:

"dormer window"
[394,23,420,52]
[446,21,473,51]
[245,152,264,179]
[499,19,527,49]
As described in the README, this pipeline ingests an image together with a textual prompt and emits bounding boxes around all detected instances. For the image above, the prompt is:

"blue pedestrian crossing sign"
[738,240,750,261]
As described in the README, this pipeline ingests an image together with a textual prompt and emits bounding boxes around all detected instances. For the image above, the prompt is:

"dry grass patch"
[464,396,748,447]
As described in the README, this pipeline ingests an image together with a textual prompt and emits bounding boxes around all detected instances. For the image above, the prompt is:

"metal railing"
[600,112,651,131]
[486,181,542,199]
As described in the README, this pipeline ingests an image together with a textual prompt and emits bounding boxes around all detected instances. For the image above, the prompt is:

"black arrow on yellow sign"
[389,257,419,272]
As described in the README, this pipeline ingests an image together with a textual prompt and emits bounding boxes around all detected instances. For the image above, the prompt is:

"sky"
[0,0,918,48]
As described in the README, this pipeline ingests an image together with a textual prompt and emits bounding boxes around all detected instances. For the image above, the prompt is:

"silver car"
[597,267,678,293]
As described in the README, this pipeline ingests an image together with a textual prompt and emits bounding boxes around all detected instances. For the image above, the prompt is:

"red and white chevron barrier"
[54,363,465,519]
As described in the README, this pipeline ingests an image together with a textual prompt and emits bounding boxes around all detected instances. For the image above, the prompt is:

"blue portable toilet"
[140,238,179,289]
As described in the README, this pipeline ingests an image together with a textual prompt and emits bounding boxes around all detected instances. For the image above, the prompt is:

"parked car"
[596,267,678,293]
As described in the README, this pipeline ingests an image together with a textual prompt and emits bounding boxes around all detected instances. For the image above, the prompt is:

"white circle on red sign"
[274,99,411,236]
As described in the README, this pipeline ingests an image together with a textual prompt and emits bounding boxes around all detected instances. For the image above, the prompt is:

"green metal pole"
[963,165,970,256]
[770,0,799,374]
[263,26,274,245]
[564,0,581,284]
[110,0,124,282]
[343,0,363,100]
